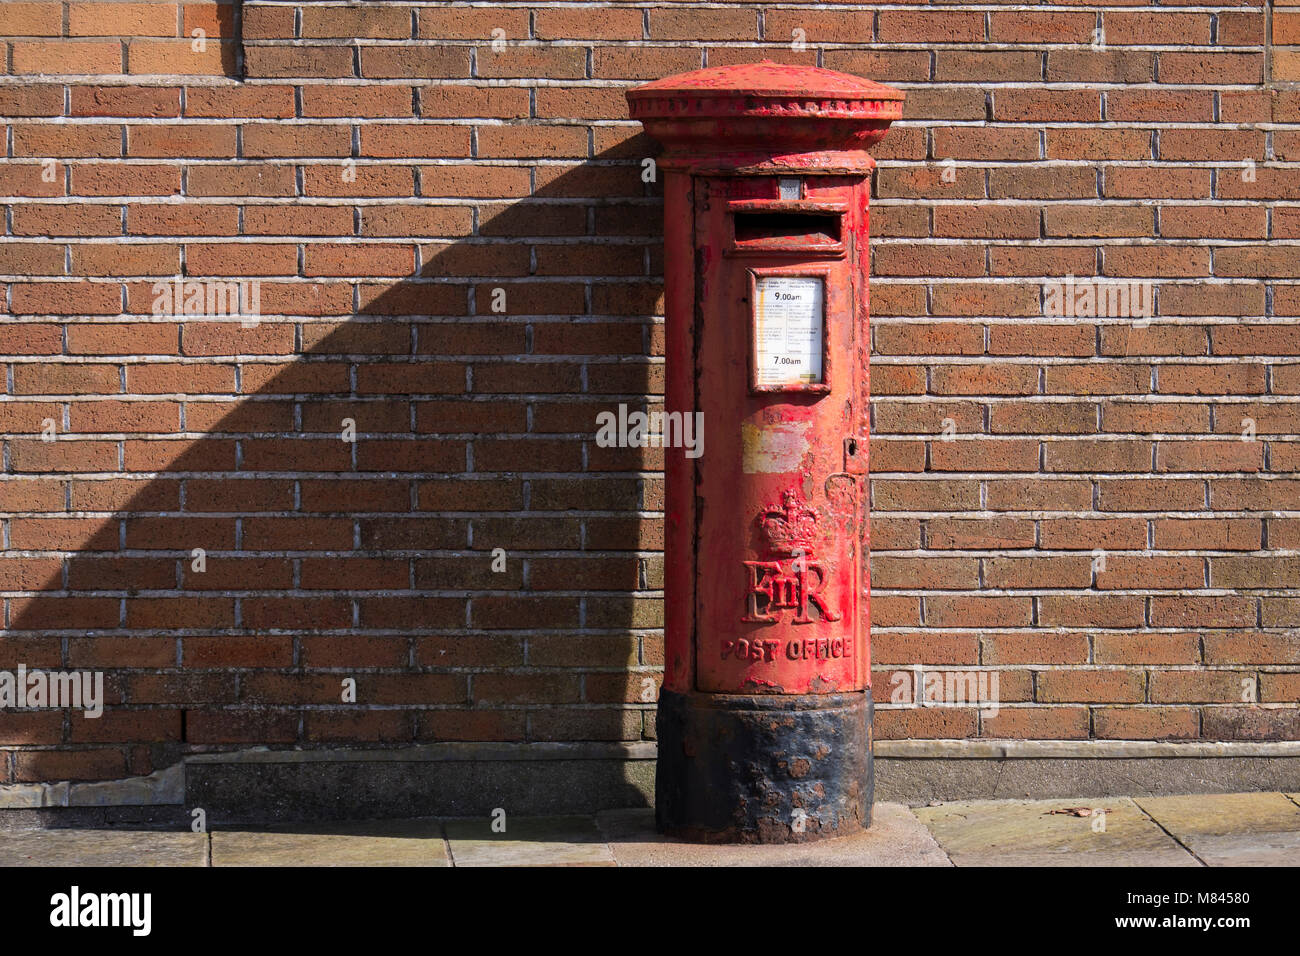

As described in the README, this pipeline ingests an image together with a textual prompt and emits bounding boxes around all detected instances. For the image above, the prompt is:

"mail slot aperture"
[733,211,841,249]
[728,199,848,255]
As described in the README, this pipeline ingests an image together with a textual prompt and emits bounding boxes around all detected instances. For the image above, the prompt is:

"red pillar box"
[627,63,903,842]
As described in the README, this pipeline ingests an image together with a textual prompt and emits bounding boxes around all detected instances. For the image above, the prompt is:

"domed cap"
[629,61,904,111]
[627,61,904,166]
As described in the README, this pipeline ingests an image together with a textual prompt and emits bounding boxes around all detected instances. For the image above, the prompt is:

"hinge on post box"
[845,436,868,474]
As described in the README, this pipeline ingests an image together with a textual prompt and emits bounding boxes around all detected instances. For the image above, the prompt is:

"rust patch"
[809,674,839,694]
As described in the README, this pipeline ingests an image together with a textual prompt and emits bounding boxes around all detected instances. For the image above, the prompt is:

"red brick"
[0,3,63,36]
[13,40,123,75]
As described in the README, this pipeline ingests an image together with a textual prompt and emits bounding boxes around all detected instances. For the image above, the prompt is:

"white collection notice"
[753,276,825,387]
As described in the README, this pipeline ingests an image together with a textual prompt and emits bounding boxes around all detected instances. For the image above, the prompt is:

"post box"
[627,62,903,842]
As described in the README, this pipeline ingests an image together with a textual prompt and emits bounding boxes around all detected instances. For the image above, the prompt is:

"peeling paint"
[741,421,811,474]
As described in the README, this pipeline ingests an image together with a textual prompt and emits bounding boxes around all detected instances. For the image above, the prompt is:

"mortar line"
[1131,798,1209,867]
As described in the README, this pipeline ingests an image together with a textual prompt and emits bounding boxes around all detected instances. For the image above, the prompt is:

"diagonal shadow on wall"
[2,140,666,826]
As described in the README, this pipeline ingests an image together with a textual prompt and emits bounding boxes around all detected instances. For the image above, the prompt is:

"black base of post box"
[655,688,873,843]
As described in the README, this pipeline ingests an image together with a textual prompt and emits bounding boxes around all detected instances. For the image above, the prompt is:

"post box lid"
[627,61,905,108]
[627,61,904,167]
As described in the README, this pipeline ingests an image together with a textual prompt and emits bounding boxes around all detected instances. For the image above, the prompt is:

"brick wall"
[0,0,1298,790]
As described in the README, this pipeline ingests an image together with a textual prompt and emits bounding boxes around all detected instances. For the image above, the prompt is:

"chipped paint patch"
[741,421,811,474]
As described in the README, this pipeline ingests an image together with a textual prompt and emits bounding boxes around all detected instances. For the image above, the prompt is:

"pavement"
[2,791,1297,866]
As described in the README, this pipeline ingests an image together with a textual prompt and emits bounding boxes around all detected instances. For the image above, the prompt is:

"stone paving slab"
[596,804,952,866]
[1134,792,1300,866]
[211,820,450,867]
[0,830,207,867]
[6,793,1300,866]
[915,797,1199,867]
[443,815,616,867]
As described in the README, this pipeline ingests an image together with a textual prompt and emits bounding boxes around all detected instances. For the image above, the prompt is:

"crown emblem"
[757,490,818,556]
